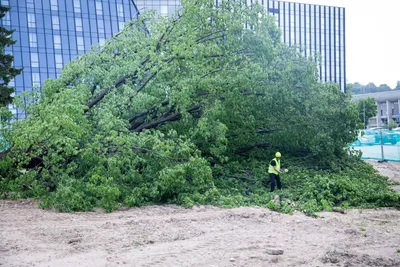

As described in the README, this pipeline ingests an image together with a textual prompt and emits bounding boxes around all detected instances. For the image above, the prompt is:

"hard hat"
[275,152,281,158]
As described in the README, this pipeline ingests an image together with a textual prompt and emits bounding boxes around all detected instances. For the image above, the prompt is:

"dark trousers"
[269,173,281,192]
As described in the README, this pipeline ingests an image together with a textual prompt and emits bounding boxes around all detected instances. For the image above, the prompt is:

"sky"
[293,0,400,88]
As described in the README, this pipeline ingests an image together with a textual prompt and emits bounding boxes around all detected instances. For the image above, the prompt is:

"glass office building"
[266,0,346,92]
[1,0,139,119]
[135,0,180,17]
[136,0,346,92]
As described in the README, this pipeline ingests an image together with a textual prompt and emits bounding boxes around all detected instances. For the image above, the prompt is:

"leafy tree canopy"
[355,97,377,127]
[0,5,22,107]
[0,0,397,214]
[395,81,400,90]
[388,119,397,130]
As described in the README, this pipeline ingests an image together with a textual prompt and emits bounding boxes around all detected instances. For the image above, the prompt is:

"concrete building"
[1,0,139,119]
[135,0,347,92]
[352,91,400,128]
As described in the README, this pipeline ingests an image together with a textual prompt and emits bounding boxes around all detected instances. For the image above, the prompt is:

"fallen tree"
[0,0,398,213]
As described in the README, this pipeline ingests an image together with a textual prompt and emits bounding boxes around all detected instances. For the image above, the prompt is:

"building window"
[2,11,10,26]
[117,4,124,17]
[27,13,36,27]
[77,36,84,51]
[1,0,9,6]
[118,21,124,31]
[55,54,63,69]
[74,0,81,13]
[98,19,104,34]
[75,18,82,31]
[96,1,103,15]
[54,35,61,49]
[8,78,14,87]
[99,38,105,46]
[29,33,37,47]
[160,6,168,17]
[52,16,60,30]
[51,0,58,11]
[32,73,40,87]
[26,0,34,9]
[31,53,39,67]
[381,110,383,116]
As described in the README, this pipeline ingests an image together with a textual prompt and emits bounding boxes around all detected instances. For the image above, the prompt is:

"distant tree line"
[349,81,400,94]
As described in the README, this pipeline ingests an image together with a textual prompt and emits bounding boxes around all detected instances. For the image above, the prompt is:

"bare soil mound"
[366,160,400,193]
[1,160,400,266]
[1,200,399,267]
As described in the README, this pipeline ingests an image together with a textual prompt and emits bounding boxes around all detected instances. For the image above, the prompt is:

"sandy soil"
[1,161,400,267]
[366,160,400,193]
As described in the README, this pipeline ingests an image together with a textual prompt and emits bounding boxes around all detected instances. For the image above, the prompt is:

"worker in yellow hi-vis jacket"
[268,152,283,192]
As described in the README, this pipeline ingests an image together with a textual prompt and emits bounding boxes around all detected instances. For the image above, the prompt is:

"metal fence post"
[379,129,385,162]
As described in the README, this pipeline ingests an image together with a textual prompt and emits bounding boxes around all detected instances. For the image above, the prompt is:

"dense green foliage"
[213,155,399,216]
[355,97,377,127]
[0,0,398,215]
[388,119,398,130]
[0,5,22,107]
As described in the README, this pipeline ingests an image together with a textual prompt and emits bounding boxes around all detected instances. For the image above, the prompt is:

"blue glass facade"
[1,0,139,119]
[265,0,346,92]
[135,0,347,92]
[135,0,180,17]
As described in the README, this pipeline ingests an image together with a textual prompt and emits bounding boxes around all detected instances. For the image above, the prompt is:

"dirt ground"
[366,160,400,193]
[1,161,400,267]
